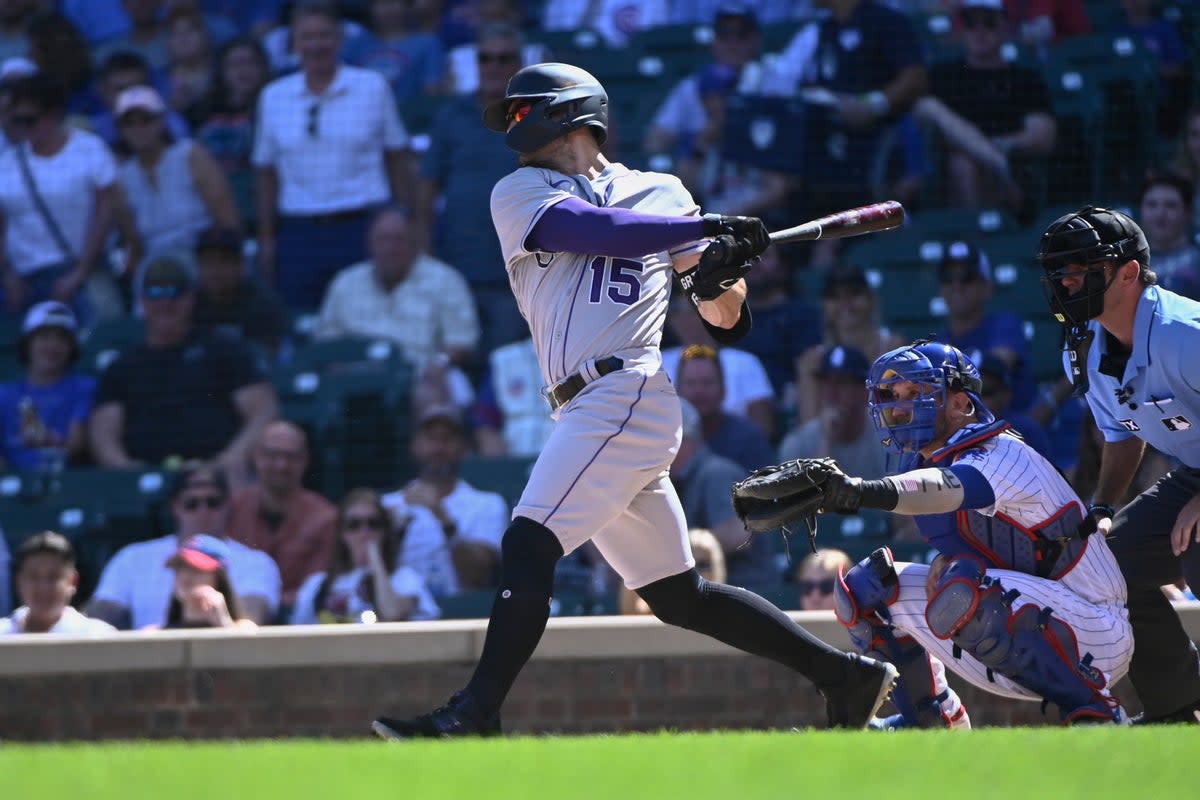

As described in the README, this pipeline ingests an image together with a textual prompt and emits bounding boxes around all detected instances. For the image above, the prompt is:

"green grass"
[1,728,1196,799]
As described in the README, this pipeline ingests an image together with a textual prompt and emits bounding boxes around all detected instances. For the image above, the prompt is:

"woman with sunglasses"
[161,534,255,630]
[794,548,851,612]
[291,488,440,625]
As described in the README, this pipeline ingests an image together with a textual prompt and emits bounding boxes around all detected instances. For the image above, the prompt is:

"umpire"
[1038,206,1200,723]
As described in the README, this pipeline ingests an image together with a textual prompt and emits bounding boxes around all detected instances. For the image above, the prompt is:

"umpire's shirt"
[1074,285,1200,466]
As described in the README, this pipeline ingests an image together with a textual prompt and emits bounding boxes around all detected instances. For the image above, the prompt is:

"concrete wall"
[2,607,1197,740]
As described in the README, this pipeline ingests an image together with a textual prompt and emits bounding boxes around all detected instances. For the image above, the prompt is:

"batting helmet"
[866,341,993,467]
[482,62,608,154]
[1035,206,1150,328]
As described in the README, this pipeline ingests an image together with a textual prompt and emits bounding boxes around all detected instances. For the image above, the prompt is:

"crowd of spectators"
[2,0,1199,631]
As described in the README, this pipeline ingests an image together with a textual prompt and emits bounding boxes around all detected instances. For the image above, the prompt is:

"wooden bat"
[768,200,906,244]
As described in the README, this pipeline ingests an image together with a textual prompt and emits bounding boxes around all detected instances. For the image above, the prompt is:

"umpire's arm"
[1092,437,1147,519]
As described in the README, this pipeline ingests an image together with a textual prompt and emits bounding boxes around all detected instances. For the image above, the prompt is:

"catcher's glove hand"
[701,213,770,257]
[731,457,865,534]
[680,235,754,303]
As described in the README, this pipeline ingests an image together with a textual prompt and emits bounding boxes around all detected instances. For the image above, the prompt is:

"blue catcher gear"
[925,555,1119,723]
[835,548,967,728]
[866,341,994,471]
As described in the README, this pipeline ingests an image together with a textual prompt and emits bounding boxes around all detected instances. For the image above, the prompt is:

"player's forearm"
[697,280,746,328]
[526,197,704,258]
[1092,437,1147,506]
[853,466,990,516]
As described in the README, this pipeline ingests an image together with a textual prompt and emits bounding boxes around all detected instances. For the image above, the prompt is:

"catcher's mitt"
[731,458,858,552]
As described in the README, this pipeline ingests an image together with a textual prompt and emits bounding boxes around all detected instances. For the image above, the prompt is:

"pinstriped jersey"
[490,163,708,386]
[916,425,1126,606]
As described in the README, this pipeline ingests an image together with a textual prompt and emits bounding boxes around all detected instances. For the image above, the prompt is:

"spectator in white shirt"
[252,0,413,310]
[1,531,116,636]
[85,463,282,629]
[382,404,507,596]
[315,205,480,369]
[0,74,127,318]
[471,337,553,457]
[541,0,669,48]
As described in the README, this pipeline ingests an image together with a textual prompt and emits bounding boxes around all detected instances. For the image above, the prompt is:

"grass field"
[3,728,1198,799]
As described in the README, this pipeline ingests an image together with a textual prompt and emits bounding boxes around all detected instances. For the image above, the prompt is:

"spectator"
[1002,0,1090,51]
[85,463,282,628]
[163,8,216,121]
[541,0,669,48]
[344,0,445,103]
[60,0,130,47]
[26,12,94,116]
[0,523,9,616]
[0,0,34,63]
[936,240,1035,411]
[794,263,905,425]
[915,0,1056,211]
[667,0,811,25]
[116,85,241,257]
[228,420,337,610]
[89,252,278,480]
[471,337,553,457]
[663,295,776,437]
[0,74,123,318]
[977,351,1051,458]
[175,0,280,40]
[672,398,776,588]
[1138,171,1200,301]
[259,1,366,76]
[0,302,94,472]
[794,548,851,612]
[676,344,775,473]
[1170,105,1200,233]
[193,37,270,226]
[619,528,727,615]
[1,531,116,635]
[90,50,191,151]
[383,404,506,595]
[0,56,35,154]
[444,5,549,96]
[1113,0,1187,85]
[419,21,528,352]
[191,225,289,355]
[161,533,256,629]
[95,0,172,72]
[291,488,440,624]
[734,243,821,404]
[253,0,412,310]
[315,206,480,370]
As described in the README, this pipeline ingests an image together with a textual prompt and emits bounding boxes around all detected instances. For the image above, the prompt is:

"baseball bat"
[768,200,906,244]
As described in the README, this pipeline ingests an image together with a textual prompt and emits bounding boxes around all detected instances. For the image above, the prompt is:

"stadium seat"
[437,589,496,619]
[909,207,1020,240]
[52,468,172,537]
[1023,317,1069,383]
[458,455,536,510]
[287,337,402,374]
[978,233,1052,319]
[874,264,946,327]
[79,317,145,375]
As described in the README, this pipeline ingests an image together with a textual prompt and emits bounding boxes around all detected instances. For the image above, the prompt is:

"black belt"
[544,357,624,411]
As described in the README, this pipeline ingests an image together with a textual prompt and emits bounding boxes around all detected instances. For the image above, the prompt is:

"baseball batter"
[735,342,1131,726]
[372,63,898,739]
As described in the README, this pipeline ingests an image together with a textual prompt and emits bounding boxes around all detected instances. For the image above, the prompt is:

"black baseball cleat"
[1130,702,1200,725]
[372,690,502,740]
[821,654,900,729]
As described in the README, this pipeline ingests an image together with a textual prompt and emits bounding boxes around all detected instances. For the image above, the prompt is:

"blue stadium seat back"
[1023,317,1070,383]
[874,264,946,326]
[436,588,496,619]
[287,337,404,375]
[530,28,615,75]
[458,455,536,510]
[979,233,1054,319]
[78,317,145,375]
[909,207,1020,240]
[52,467,171,523]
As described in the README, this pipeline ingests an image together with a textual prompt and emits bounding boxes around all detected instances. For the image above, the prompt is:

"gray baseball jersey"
[489,163,710,587]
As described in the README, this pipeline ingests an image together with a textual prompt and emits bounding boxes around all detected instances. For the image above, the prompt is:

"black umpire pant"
[1107,466,1200,719]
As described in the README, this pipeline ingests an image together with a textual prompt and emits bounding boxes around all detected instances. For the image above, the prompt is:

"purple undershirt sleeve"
[526,196,705,258]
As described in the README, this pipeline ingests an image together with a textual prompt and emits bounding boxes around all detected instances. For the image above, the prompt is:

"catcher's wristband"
[858,478,900,511]
[1088,503,1115,522]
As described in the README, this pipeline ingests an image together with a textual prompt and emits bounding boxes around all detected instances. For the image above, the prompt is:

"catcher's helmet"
[866,341,993,466]
[1036,206,1149,328]
[482,62,608,154]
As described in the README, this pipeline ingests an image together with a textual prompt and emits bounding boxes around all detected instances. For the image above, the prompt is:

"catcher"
[733,341,1132,726]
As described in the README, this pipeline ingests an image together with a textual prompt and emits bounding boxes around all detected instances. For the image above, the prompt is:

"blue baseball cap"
[167,534,230,572]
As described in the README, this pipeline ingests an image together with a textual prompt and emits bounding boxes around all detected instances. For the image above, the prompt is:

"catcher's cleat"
[867,704,972,731]
[821,654,899,729]
[1130,702,1200,725]
[372,690,502,740]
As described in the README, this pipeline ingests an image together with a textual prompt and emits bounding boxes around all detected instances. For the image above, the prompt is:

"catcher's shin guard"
[835,548,967,728]
[926,555,1119,723]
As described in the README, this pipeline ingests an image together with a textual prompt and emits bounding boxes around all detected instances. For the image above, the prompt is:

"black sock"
[464,517,563,714]
[638,571,850,688]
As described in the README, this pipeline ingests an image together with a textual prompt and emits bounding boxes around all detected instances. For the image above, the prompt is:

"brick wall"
[3,610,1195,741]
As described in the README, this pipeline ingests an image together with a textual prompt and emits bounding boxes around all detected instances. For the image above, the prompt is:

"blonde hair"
[796,548,852,577]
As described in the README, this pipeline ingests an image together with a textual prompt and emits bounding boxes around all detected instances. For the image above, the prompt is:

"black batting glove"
[701,214,770,257]
[679,235,753,303]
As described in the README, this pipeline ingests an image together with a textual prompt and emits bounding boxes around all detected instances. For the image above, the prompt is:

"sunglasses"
[143,283,186,300]
[181,494,225,511]
[478,51,518,64]
[307,102,320,137]
[344,516,384,531]
[798,578,836,595]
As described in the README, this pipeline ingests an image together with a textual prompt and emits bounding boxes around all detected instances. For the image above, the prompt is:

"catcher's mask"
[866,341,993,469]
[1036,206,1149,331]
[482,62,608,154]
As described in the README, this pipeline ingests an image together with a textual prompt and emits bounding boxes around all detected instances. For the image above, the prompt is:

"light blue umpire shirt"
[1068,285,1200,468]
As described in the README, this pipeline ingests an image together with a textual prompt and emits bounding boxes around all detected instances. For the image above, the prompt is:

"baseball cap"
[822,263,871,296]
[960,0,1004,10]
[166,534,231,572]
[22,301,78,338]
[0,56,36,84]
[115,85,166,117]
[417,403,465,431]
[195,226,244,257]
[714,2,760,28]
[168,463,230,501]
[939,240,992,283]
[139,252,197,298]
[816,345,870,381]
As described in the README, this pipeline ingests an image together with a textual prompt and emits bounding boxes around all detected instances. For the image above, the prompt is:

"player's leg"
[1106,468,1200,723]
[833,548,970,730]
[599,476,898,729]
